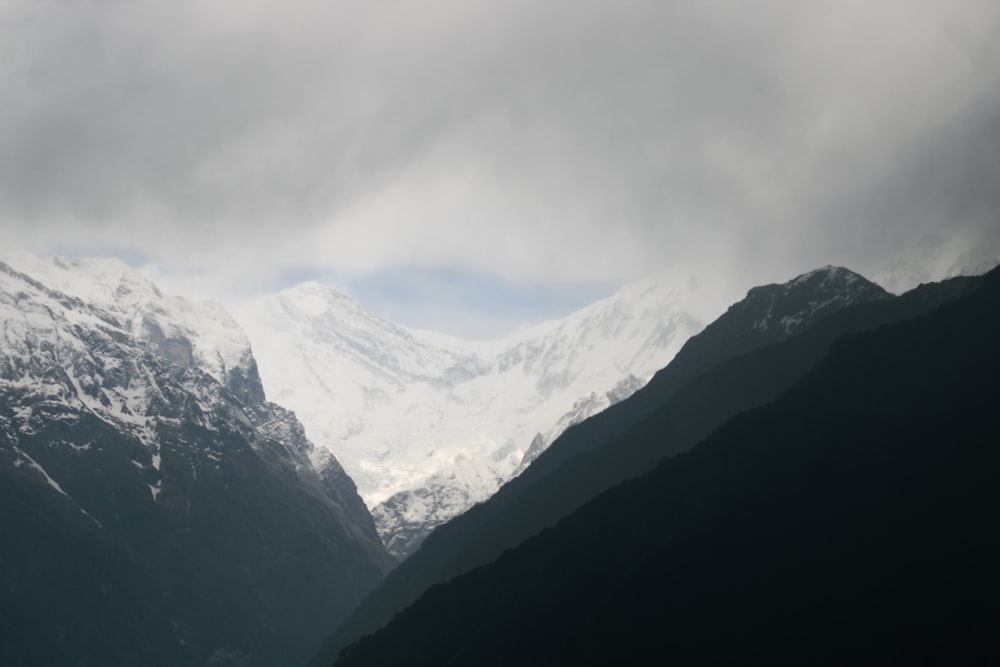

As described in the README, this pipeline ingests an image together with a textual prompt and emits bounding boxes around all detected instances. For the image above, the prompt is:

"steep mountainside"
[0,253,393,667]
[308,266,918,665]
[513,265,892,487]
[237,272,713,556]
[332,265,1000,666]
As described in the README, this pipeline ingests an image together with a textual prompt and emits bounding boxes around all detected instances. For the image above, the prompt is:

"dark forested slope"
[333,266,1000,666]
[309,268,980,666]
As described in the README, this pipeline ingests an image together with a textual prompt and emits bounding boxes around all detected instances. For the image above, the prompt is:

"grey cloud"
[2,0,998,297]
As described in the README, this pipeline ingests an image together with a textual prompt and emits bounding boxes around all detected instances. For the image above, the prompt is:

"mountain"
[236,271,712,557]
[308,265,925,665]
[510,265,893,487]
[0,253,394,667]
[331,265,1000,666]
[512,372,645,476]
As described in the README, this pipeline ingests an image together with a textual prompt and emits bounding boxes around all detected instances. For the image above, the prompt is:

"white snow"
[235,268,722,544]
[0,251,268,523]
[16,446,69,498]
[0,250,255,391]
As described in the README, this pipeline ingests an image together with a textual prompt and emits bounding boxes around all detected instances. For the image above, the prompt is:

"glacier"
[236,271,721,556]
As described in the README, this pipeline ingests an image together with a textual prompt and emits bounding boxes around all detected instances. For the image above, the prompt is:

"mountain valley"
[2,249,997,667]
[235,272,717,557]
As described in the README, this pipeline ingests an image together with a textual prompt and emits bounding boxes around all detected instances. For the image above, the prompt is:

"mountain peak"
[739,265,889,337]
[284,279,352,301]
[616,265,894,426]
[275,280,414,343]
[281,280,338,317]
[2,250,262,405]
[1,251,163,311]
[789,264,867,288]
[240,270,712,556]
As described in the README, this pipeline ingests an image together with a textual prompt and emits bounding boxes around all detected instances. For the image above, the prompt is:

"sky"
[2,0,999,338]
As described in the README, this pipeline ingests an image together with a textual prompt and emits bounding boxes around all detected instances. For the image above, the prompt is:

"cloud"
[2,0,998,329]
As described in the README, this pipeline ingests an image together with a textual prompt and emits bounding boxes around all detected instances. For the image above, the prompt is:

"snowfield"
[236,271,721,555]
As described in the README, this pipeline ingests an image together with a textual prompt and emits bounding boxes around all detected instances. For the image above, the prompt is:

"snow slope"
[0,250,377,529]
[237,271,717,556]
[1,250,261,401]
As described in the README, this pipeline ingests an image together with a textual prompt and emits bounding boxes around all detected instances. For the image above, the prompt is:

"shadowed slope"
[310,267,976,666]
[334,267,1000,666]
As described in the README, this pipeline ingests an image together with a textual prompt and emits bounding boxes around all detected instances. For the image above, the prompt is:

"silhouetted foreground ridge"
[310,266,980,666]
[332,266,1000,665]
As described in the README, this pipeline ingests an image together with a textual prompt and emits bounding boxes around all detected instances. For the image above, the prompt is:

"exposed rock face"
[0,253,394,667]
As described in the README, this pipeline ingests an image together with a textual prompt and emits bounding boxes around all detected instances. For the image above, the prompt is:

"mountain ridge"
[237,270,712,556]
[0,253,393,667]
[306,265,912,666]
[330,265,1000,666]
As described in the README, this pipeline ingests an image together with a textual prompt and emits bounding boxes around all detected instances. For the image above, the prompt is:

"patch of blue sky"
[339,265,615,340]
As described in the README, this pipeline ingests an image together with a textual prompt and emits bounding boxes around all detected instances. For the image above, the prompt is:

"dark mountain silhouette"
[331,264,1000,666]
[309,266,983,666]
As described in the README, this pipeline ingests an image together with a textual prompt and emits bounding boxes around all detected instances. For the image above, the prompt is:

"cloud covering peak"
[3,0,998,332]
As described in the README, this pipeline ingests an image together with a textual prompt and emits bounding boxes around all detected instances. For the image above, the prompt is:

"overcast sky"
[3,0,999,337]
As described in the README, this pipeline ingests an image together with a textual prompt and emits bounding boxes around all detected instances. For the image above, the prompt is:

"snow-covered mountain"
[2,250,264,403]
[513,373,645,477]
[237,272,718,557]
[0,252,392,666]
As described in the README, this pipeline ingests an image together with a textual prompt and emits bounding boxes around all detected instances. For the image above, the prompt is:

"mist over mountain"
[236,272,712,557]
[330,266,1000,666]
[0,253,393,667]
[872,232,1000,295]
[4,3,999,664]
